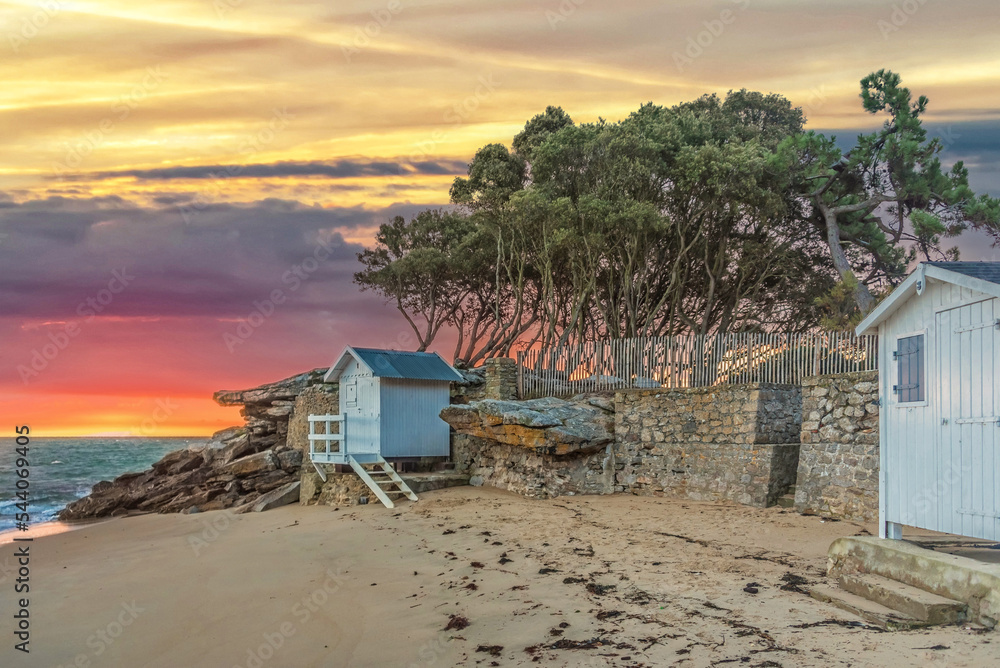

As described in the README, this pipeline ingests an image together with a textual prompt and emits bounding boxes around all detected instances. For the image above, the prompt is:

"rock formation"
[440,395,615,455]
[59,369,333,520]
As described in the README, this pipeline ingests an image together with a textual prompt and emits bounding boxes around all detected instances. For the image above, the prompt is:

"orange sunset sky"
[2,0,1000,436]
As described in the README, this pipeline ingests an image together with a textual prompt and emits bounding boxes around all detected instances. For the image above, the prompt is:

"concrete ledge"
[828,537,1000,628]
[400,472,470,494]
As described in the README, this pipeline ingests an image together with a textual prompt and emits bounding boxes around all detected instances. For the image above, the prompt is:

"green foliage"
[448,144,526,212]
[512,105,574,161]
[779,69,1000,312]
[356,72,1000,358]
[354,210,483,351]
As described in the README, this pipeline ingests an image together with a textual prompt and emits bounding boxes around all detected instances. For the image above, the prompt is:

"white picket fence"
[517,332,878,399]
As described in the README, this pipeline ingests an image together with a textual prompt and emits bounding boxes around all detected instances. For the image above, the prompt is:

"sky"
[2,0,1000,436]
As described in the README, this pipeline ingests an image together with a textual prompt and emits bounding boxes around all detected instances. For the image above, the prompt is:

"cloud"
[0,195,443,321]
[814,120,1000,198]
[82,158,469,181]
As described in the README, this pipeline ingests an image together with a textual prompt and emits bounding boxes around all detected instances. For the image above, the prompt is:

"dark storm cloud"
[83,158,469,182]
[0,195,440,320]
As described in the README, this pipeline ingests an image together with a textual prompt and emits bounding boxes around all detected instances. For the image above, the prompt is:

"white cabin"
[309,347,462,464]
[857,262,1000,541]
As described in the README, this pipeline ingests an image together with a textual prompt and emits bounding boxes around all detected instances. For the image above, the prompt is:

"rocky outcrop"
[445,395,617,498]
[60,369,335,520]
[440,396,615,455]
[59,427,304,519]
[213,367,330,443]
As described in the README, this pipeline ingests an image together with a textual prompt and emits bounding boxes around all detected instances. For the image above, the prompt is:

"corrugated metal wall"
[881,279,999,540]
[379,379,451,458]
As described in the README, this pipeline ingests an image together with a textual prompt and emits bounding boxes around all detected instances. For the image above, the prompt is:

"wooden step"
[838,574,967,625]
[810,585,926,630]
[347,454,418,508]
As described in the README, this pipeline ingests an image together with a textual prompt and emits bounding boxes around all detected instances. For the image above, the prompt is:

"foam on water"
[0,437,202,533]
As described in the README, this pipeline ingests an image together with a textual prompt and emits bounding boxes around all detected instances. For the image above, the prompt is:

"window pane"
[896,334,925,403]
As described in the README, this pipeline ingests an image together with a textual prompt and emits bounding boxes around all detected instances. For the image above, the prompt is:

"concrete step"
[400,471,470,494]
[809,585,927,630]
[827,537,1000,628]
[838,574,967,625]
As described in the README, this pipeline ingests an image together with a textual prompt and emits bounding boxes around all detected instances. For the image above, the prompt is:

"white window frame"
[892,329,928,408]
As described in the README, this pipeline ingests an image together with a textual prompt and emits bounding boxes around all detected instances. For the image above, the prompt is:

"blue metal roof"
[924,262,1000,286]
[326,347,463,382]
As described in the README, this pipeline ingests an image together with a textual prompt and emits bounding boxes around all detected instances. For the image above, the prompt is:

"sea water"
[0,437,201,533]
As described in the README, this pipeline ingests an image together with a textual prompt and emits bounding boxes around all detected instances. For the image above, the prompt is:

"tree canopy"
[355,72,1000,361]
[775,69,1000,313]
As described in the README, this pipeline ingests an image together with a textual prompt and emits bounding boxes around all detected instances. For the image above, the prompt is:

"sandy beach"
[1,487,994,668]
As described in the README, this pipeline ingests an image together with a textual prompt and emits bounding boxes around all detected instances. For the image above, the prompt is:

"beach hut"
[856,262,1000,541]
[307,347,462,507]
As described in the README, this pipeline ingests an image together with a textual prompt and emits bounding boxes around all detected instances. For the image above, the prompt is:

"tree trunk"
[820,206,876,314]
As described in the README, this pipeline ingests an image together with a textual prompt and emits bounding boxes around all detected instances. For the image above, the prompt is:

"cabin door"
[936,299,999,541]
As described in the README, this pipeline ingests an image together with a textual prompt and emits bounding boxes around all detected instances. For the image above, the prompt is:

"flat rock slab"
[252,481,301,512]
[440,396,614,455]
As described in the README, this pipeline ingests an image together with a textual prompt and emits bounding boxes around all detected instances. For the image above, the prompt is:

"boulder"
[251,482,301,512]
[219,433,253,463]
[277,449,303,471]
[252,470,292,493]
[225,451,279,477]
[299,470,324,505]
[440,396,614,455]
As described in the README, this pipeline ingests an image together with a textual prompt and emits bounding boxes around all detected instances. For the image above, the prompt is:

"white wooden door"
[936,299,999,540]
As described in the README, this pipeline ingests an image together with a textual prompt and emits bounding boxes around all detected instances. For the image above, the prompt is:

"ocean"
[0,437,203,533]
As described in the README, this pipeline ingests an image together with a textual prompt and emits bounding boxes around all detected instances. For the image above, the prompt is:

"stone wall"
[451,434,614,498]
[794,371,879,521]
[288,384,340,465]
[450,367,487,403]
[614,384,802,507]
[286,384,342,505]
[484,358,519,400]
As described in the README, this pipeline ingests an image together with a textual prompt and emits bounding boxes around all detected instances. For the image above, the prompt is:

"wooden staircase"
[348,454,418,508]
